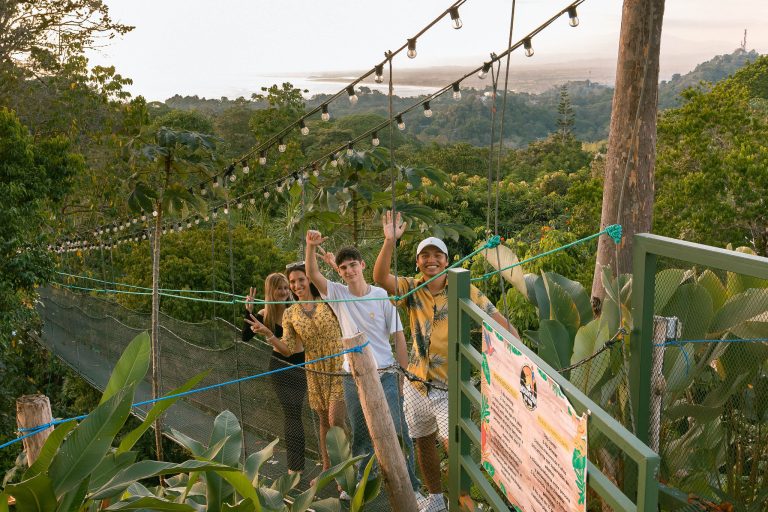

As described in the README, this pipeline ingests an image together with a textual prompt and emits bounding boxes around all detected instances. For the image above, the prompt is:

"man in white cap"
[373,210,518,512]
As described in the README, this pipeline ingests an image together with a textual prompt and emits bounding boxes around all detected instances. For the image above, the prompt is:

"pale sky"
[86,0,768,101]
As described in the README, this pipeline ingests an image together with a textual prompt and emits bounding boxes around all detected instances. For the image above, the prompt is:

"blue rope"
[653,338,767,376]
[3,341,370,450]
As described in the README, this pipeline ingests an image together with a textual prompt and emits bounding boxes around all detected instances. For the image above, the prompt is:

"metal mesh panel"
[648,257,768,510]
[37,286,450,510]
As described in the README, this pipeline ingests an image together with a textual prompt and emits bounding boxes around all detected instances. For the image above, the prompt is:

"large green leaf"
[269,472,299,496]
[697,270,726,311]
[569,318,610,396]
[209,410,243,467]
[536,320,572,370]
[5,474,57,512]
[23,421,77,479]
[664,343,697,394]
[653,269,686,314]
[214,470,260,511]
[544,272,593,326]
[90,460,238,500]
[55,477,89,512]
[87,450,138,492]
[305,498,340,512]
[169,428,205,456]
[665,403,723,422]
[48,388,134,496]
[106,496,195,510]
[118,370,209,453]
[324,426,355,493]
[222,500,257,512]
[351,455,377,510]
[291,457,364,512]
[128,180,158,213]
[100,331,151,405]
[710,288,768,335]
[661,282,714,340]
[244,438,279,485]
[719,341,768,381]
[543,273,580,341]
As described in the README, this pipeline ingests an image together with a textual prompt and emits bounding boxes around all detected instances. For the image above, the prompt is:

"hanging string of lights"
[52,0,584,252]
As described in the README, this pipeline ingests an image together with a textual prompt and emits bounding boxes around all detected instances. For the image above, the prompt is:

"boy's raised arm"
[305,230,329,296]
[373,210,407,295]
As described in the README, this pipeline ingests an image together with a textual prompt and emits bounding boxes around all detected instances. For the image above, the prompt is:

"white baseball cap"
[416,237,449,258]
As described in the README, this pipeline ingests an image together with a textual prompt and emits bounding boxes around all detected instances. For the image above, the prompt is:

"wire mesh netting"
[645,257,768,511]
[36,286,450,510]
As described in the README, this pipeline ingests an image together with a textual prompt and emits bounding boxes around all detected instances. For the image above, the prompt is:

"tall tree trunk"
[151,199,164,462]
[591,0,665,308]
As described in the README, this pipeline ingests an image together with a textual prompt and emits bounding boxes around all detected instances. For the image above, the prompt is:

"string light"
[237,200,243,209]
[423,101,433,118]
[213,176,220,188]
[278,139,287,153]
[186,220,192,228]
[407,38,417,59]
[374,64,384,84]
[263,190,270,199]
[346,85,358,105]
[242,160,249,174]
[259,150,267,165]
[212,208,218,218]
[223,206,229,215]
[321,104,330,121]
[299,119,309,136]
[194,216,200,225]
[330,153,338,167]
[449,6,462,29]
[452,82,462,101]
[396,115,405,131]
[478,62,491,80]
[249,197,255,205]
[567,6,579,27]
[152,210,158,217]
[200,183,207,195]
[371,131,380,146]
[524,38,534,57]
[346,142,354,157]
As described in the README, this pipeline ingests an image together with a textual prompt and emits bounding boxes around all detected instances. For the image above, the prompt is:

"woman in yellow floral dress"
[247,262,345,472]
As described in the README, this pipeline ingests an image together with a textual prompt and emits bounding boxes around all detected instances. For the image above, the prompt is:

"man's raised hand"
[382,210,407,241]
[306,229,327,247]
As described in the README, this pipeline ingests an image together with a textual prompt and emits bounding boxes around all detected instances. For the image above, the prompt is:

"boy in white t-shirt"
[304,230,421,494]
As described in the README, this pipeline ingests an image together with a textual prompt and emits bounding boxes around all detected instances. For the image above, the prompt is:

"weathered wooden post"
[16,394,54,466]
[341,333,418,511]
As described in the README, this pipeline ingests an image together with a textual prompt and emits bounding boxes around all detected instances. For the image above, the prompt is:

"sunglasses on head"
[285,261,305,272]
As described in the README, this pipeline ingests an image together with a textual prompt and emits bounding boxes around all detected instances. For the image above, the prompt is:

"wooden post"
[341,333,418,511]
[650,316,679,452]
[16,394,54,466]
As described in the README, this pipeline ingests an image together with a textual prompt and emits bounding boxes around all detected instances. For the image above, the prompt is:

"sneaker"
[418,493,447,512]
[339,490,352,501]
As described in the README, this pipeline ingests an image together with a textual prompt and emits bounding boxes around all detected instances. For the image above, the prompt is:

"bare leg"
[329,399,347,430]
[415,432,442,494]
[315,408,331,471]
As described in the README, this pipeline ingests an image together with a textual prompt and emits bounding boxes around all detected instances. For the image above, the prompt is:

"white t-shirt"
[322,280,401,370]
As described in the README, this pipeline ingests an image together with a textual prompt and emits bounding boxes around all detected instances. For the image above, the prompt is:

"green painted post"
[630,235,657,442]
[448,268,472,511]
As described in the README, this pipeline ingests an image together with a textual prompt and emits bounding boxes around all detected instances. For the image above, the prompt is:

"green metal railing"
[447,268,660,512]
[631,234,768,510]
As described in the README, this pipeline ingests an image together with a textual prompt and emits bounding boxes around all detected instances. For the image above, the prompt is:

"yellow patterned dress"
[282,302,345,411]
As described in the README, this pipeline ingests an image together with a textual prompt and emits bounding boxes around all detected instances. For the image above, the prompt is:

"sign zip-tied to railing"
[480,321,588,512]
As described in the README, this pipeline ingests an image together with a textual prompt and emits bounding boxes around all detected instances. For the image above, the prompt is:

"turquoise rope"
[3,341,370,450]
[654,338,767,376]
[471,224,622,282]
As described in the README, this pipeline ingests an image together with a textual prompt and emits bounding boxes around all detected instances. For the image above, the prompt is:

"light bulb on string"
[321,104,330,121]
[407,38,417,59]
[567,6,579,27]
[524,38,534,57]
[132,218,137,224]
[237,201,243,209]
[263,190,270,199]
[241,160,249,174]
[423,101,433,118]
[200,183,207,195]
[278,139,286,153]
[371,131,380,146]
[213,176,220,188]
[346,85,358,105]
[299,119,309,136]
[346,142,354,157]
[478,62,491,80]
[249,197,255,205]
[195,216,200,224]
[452,82,462,101]
[449,6,462,29]
[223,206,229,215]
[229,172,236,183]
[212,208,218,218]
[204,215,210,222]
[330,153,338,167]
[396,114,405,131]
[259,150,267,165]
[187,220,192,228]
[374,64,384,84]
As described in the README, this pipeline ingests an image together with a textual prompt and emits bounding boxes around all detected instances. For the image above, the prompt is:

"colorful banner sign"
[480,322,588,512]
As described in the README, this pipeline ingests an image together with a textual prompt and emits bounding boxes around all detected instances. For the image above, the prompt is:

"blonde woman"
[242,273,307,474]
[247,263,345,475]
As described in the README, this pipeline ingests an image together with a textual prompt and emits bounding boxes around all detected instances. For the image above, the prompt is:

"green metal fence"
[631,234,768,511]
[447,268,660,512]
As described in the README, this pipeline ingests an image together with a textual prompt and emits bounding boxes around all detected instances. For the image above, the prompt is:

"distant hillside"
[156,49,761,147]
[658,49,761,109]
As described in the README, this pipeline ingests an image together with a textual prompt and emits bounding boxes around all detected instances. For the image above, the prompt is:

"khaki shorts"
[403,379,449,440]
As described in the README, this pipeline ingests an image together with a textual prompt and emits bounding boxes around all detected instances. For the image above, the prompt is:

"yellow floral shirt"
[396,276,497,390]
